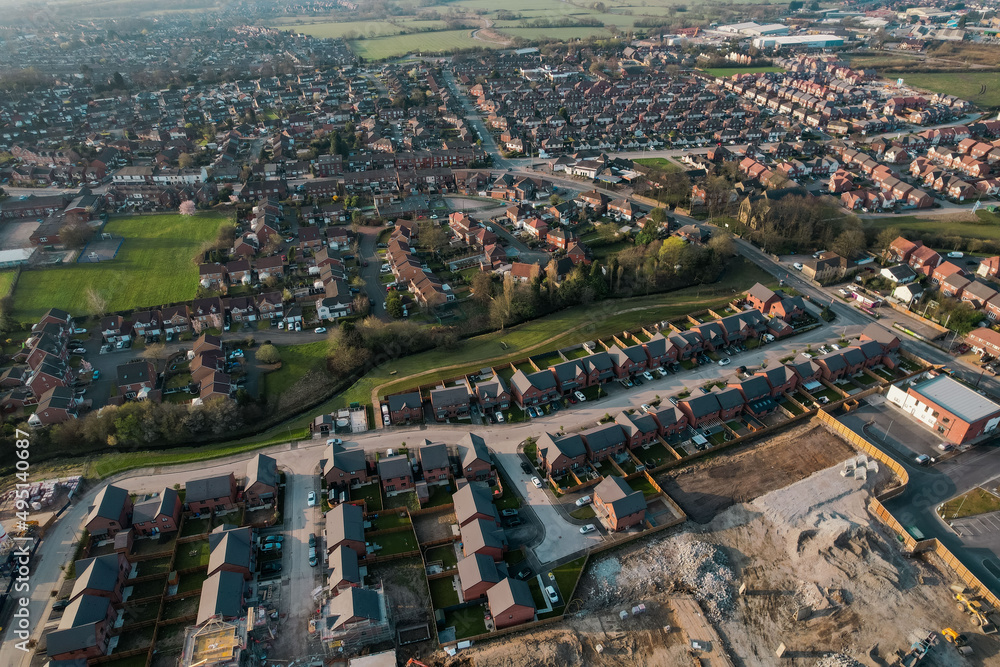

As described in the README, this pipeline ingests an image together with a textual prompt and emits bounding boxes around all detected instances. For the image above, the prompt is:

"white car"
[579,524,596,534]
[496,412,505,423]
[718,358,731,366]
[307,491,317,507]
[314,327,327,334]
[643,371,654,382]
[531,476,542,488]
[545,585,559,603]
[575,495,592,507]
[326,438,343,446]
[380,264,391,273]
[574,390,586,402]
[73,327,87,334]
[948,251,964,258]
[641,404,652,413]
[793,262,803,270]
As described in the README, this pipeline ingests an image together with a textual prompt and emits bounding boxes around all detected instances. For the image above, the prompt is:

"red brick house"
[85,485,133,538]
[537,432,587,475]
[487,578,536,629]
[185,472,237,515]
[418,441,451,484]
[454,483,499,528]
[46,595,116,662]
[132,488,181,536]
[459,432,494,482]
[594,475,647,532]
[244,453,279,507]
[70,553,131,605]
[931,261,966,286]
[116,360,157,400]
[190,297,224,333]
[461,518,507,561]
[458,553,504,601]
[328,545,362,594]
[207,525,255,580]
[385,391,423,424]
[745,283,782,314]
[322,443,369,488]
[325,502,367,558]
[510,368,559,408]
[378,455,414,495]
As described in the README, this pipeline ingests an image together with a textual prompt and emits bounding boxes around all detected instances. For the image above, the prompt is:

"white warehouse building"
[752,35,845,49]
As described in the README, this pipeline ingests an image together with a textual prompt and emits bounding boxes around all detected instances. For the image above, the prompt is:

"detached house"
[378,455,414,495]
[594,475,647,532]
[323,443,370,488]
[132,488,181,536]
[458,432,494,482]
[385,391,423,425]
[185,472,238,515]
[190,296,224,333]
[244,453,279,507]
[418,441,451,484]
[85,484,133,538]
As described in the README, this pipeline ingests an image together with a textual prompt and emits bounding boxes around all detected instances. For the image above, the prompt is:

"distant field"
[349,30,486,60]
[864,210,1000,241]
[271,20,401,39]
[891,71,1000,108]
[701,66,786,77]
[498,26,611,41]
[11,212,228,323]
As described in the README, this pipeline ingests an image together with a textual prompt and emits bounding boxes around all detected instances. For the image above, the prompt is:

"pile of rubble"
[815,654,865,667]
[581,535,734,621]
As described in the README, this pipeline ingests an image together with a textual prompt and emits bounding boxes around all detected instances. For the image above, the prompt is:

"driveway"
[493,451,602,565]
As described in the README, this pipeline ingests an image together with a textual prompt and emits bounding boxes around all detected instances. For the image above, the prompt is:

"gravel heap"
[670,538,734,622]
[815,655,865,667]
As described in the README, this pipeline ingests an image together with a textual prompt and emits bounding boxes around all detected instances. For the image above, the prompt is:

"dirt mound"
[450,627,583,667]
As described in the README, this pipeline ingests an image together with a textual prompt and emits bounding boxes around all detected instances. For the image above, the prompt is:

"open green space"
[864,211,1000,242]
[701,66,786,77]
[332,260,772,410]
[569,505,595,520]
[628,475,658,497]
[938,486,1000,520]
[350,30,485,60]
[429,576,460,608]
[633,157,683,172]
[175,540,210,570]
[11,212,228,323]
[892,71,1000,109]
[262,340,331,401]
[0,271,16,298]
[272,20,401,38]
[369,512,410,531]
[177,569,208,594]
[499,26,610,41]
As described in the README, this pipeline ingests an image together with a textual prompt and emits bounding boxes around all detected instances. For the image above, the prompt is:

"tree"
[85,286,108,316]
[636,217,660,245]
[832,228,866,259]
[179,200,196,216]
[549,194,562,206]
[59,221,91,249]
[702,175,734,219]
[471,271,494,304]
[788,0,803,10]
[419,220,447,254]
[386,291,404,319]
[178,153,195,169]
[649,207,666,224]
[256,344,281,365]
[140,342,167,361]
[875,226,901,257]
[353,294,370,317]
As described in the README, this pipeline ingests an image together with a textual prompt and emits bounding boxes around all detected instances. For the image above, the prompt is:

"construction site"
[428,420,1000,667]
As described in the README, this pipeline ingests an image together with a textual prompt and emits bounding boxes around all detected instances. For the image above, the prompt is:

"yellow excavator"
[941,628,968,646]
[956,592,998,634]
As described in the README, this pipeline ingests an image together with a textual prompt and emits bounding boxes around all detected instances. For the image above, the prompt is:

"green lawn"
[893,71,1000,109]
[175,540,210,570]
[429,576,460,608]
[371,529,417,555]
[938,487,1000,520]
[425,545,458,569]
[272,20,402,38]
[498,26,610,41]
[11,212,228,323]
[633,157,683,172]
[550,556,587,605]
[635,442,672,467]
[569,506,595,520]
[444,604,488,639]
[628,476,658,497]
[369,512,410,531]
[0,271,16,298]
[177,569,208,594]
[129,577,166,601]
[701,66,786,77]
[351,484,383,511]
[350,30,486,60]
[263,340,331,400]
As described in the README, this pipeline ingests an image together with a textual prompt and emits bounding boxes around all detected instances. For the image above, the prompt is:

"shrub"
[256,344,281,365]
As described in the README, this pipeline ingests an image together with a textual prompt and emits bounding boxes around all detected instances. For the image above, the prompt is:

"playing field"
[498,26,611,41]
[349,30,486,60]
[892,71,1000,109]
[701,66,786,78]
[864,210,1000,241]
[634,157,683,172]
[272,20,402,39]
[10,212,229,323]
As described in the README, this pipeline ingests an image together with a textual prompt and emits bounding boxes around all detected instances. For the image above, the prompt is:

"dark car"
[52,599,70,611]
[261,562,282,575]
[504,517,523,527]
[263,535,284,545]
[520,461,532,474]
[500,509,519,517]
[515,566,533,580]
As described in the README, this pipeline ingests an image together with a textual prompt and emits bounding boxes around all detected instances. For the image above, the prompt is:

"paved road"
[355,224,389,319]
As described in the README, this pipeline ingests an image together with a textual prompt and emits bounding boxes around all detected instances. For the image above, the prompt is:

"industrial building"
[886,374,1000,444]
[752,35,845,49]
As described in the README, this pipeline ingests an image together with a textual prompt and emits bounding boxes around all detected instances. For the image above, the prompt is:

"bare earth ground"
[658,421,857,523]
[434,424,1000,667]
[413,510,458,544]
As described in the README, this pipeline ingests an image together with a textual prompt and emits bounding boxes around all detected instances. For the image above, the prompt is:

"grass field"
[633,157,683,172]
[702,66,786,78]
[329,259,772,410]
[272,20,401,38]
[11,212,228,323]
[263,340,331,401]
[498,26,610,41]
[938,486,1000,520]
[349,30,486,60]
[864,210,1000,241]
[0,271,16,298]
[891,71,1000,109]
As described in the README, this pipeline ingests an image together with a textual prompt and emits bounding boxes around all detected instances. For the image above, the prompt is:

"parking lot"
[840,397,951,464]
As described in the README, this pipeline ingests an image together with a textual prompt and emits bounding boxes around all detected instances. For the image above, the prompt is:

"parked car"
[718,358,731,366]
[579,524,596,534]
[531,476,542,489]
[261,562,282,574]
[641,404,652,413]
[52,599,70,611]
[73,328,87,334]
[326,438,343,446]
[937,443,955,452]
[520,461,533,474]
[504,517,523,527]
[500,509,519,517]
[314,327,327,334]
[496,412,505,423]
[643,371,654,382]
[915,454,931,466]
[545,585,559,603]
[793,262,803,270]
[92,370,100,380]
[575,495,592,507]
[516,566,533,580]
[262,535,284,545]
[574,390,586,402]
[307,491,317,507]
[260,542,281,553]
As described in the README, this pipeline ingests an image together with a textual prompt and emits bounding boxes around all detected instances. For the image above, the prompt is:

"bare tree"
[85,286,108,316]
